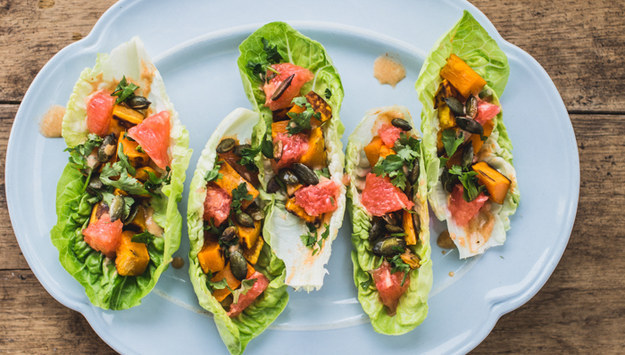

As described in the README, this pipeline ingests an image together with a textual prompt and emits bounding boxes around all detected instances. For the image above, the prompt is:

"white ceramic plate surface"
[7,0,578,354]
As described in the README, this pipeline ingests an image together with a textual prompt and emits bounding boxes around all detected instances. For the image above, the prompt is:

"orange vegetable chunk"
[440,54,487,98]
[402,210,417,246]
[472,161,511,204]
[197,239,225,275]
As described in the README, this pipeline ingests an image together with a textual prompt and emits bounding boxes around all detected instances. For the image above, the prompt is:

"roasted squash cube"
[306,91,332,122]
[89,202,109,226]
[299,127,326,168]
[134,166,158,182]
[113,105,144,125]
[271,120,290,140]
[440,54,487,98]
[402,210,417,246]
[438,103,455,129]
[214,161,259,209]
[470,119,495,154]
[127,205,147,233]
[472,162,511,204]
[211,262,255,302]
[285,197,317,224]
[197,239,225,275]
[238,221,261,250]
[243,236,264,265]
[117,133,149,167]
[364,136,395,167]
[115,231,150,276]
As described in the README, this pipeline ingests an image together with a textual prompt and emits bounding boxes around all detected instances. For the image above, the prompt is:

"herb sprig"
[300,223,330,256]
[111,76,139,105]
[247,38,283,82]
[287,97,320,135]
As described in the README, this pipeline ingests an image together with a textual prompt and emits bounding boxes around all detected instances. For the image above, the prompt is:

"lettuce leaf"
[237,22,346,291]
[345,106,432,335]
[186,108,288,355]
[415,11,519,257]
[51,38,192,309]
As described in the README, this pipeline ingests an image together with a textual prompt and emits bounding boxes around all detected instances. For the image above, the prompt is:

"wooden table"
[1,0,623,353]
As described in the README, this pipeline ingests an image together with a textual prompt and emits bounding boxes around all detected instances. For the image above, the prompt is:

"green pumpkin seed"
[391,118,412,131]
[126,95,151,110]
[278,169,299,185]
[372,237,406,257]
[108,195,124,222]
[465,96,478,119]
[444,97,465,116]
[291,163,319,185]
[235,211,255,228]
[368,217,385,242]
[455,117,484,135]
[219,226,238,246]
[229,250,248,281]
[97,134,117,162]
[216,138,236,153]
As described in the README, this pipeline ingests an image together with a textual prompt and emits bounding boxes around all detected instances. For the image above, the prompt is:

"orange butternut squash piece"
[364,136,395,167]
[286,198,317,223]
[112,105,144,125]
[134,166,158,182]
[271,120,289,140]
[299,127,326,168]
[243,236,265,265]
[197,239,225,275]
[402,210,417,246]
[115,231,150,276]
[470,119,495,154]
[117,133,149,167]
[306,91,332,122]
[214,161,258,209]
[440,54,487,98]
[127,205,147,233]
[238,221,261,250]
[211,262,255,302]
[438,102,455,129]
[472,161,511,204]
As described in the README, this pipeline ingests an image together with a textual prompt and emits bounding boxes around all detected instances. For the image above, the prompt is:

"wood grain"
[0,0,624,353]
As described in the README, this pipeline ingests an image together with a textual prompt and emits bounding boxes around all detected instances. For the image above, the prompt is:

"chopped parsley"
[144,167,170,193]
[65,133,102,173]
[315,167,331,179]
[111,76,139,105]
[372,133,422,190]
[389,254,411,286]
[246,38,283,82]
[117,142,136,175]
[205,159,223,182]
[324,88,332,100]
[206,272,232,293]
[99,161,149,196]
[449,165,485,202]
[300,223,330,256]
[230,183,253,212]
[286,96,320,135]
[441,129,464,158]
[131,231,156,244]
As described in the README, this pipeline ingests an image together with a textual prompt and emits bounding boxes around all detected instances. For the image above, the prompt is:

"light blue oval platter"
[6,0,579,354]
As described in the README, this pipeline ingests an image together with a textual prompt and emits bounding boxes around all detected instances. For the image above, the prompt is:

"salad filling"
[346,106,432,335]
[237,22,346,291]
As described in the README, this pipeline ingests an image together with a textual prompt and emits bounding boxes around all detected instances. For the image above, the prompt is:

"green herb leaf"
[64,133,103,173]
[99,162,149,196]
[205,159,223,182]
[262,38,282,64]
[206,272,231,293]
[449,165,485,202]
[111,76,139,105]
[131,231,156,244]
[261,139,274,159]
[324,88,332,100]
[117,142,136,175]
[389,254,411,286]
[231,183,253,212]
[442,129,464,157]
[144,167,170,192]
[286,97,319,135]
[238,146,261,172]
[315,167,331,179]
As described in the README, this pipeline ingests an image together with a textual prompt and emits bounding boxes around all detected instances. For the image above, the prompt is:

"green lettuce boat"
[187,108,288,355]
[50,38,191,309]
[237,22,346,291]
[346,106,432,335]
[416,11,520,258]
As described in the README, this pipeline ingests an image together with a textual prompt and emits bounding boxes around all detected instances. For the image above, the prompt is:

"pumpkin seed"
[97,134,117,162]
[411,212,421,234]
[123,204,139,225]
[216,138,236,153]
[126,95,151,110]
[455,116,484,135]
[368,217,385,242]
[273,140,283,161]
[444,97,465,116]
[441,168,458,193]
[385,224,404,233]
[372,237,406,257]
[461,144,474,167]
[86,178,103,195]
[270,74,295,101]
[266,176,282,193]
[291,163,319,186]
[109,195,124,222]
[408,159,420,184]
[277,168,299,185]
[465,95,478,119]
[219,226,238,246]
[235,211,255,228]
[229,250,248,281]
[391,118,412,131]
[233,144,251,157]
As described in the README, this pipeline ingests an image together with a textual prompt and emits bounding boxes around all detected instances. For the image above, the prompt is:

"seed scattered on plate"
[449,271,455,277]
[172,256,184,269]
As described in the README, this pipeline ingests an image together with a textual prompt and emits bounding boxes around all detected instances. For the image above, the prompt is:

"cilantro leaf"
[99,162,149,196]
[206,272,232,293]
[389,254,411,286]
[111,76,139,105]
[261,139,274,159]
[144,168,170,192]
[324,88,332,100]
[238,146,261,170]
[65,133,102,173]
[117,141,136,175]
[131,231,156,244]
[448,165,485,202]
[315,167,330,179]
[262,38,282,64]
[205,159,223,182]
[286,97,320,135]
[231,183,253,212]
[372,154,407,189]
[441,129,464,157]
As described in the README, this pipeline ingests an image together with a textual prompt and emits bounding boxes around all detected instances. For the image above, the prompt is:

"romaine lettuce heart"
[346,106,432,335]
